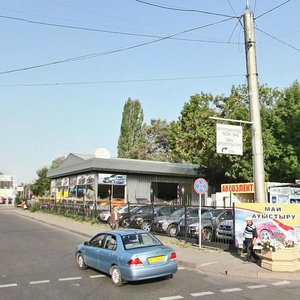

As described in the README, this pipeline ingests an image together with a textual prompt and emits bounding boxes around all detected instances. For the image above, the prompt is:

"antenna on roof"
[95,148,111,159]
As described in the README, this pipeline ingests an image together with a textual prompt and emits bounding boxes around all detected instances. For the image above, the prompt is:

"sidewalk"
[6,207,300,281]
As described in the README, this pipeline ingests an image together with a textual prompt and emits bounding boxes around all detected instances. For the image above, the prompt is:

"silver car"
[75,229,178,286]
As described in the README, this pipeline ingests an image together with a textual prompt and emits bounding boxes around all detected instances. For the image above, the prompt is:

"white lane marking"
[191,291,215,297]
[200,262,218,267]
[89,275,106,278]
[59,277,82,282]
[178,267,185,270]
[158,296,184,300]
[220,288,242,293]
[272,281,290,286]
[30,280,50,285]
[247,284,267,289]
[0,283,18,288]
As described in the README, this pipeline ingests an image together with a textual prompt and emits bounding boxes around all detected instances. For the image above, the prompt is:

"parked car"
[152,206,199,237]
[177,208,211,238]
[118,205,145,227]
[187,209,233,241]
[98,205,139,224]
[129,205,178,231]
[75,229,177,286]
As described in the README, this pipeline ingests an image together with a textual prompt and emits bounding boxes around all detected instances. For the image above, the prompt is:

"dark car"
[187,209,233,241]
[75,229,177,286]
[152,206,199,237]
[118,205,144,227]
[129,205,178,232]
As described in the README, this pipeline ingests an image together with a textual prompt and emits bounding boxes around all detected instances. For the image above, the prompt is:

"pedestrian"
[110,206,120,230]
[243,216,260,263]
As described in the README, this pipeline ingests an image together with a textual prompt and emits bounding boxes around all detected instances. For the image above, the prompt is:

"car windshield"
[171,207,185,217]
[122,233,162,250]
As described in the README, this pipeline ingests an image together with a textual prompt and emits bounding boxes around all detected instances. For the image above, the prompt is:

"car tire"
[121,218,130,228]
[167,224,179,237]
[76,253,88,270]
[110,265,124,286]
[141,221,152,232]
[202,228,213,241]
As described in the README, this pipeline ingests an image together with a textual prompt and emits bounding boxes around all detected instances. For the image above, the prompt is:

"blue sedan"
[75,229,178,286]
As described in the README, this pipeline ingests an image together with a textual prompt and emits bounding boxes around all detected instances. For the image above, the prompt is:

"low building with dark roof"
[47,153,207,205]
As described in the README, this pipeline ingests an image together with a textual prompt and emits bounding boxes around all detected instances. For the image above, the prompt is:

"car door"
[84,233,106,270]
[98,234,118,273]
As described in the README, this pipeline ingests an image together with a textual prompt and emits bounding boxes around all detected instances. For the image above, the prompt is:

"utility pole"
[243,2,266,203]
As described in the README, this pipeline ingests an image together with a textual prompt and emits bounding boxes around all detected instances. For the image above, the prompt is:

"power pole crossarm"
[243,7,266,203]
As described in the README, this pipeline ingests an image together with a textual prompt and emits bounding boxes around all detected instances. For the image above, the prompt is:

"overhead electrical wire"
[135,0,237,18]
[0,16,235,75]
[0,74,245,87]
[0,14,240,45]
[255,0,293,20]
[255,26,300,52]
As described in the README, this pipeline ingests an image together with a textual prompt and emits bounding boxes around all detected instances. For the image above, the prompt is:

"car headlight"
[162,222,169,231]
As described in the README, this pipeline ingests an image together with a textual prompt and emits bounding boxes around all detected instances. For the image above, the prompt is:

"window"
[104,235,117,251]
[90,234,106,248]
[122,233,162,250]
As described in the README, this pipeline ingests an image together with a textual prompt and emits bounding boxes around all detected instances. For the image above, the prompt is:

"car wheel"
[110,265,124,286]
[76,253,88,270]
[259,229,272,240]
[121,218,130,228]
[202,228,212,241]
[167,224,179,237]
[141,221,152,231]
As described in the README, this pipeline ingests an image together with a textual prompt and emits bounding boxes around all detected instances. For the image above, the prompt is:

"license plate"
[148,256,165,263]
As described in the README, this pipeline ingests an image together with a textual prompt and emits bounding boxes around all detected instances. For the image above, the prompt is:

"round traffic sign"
[194,178,208,195]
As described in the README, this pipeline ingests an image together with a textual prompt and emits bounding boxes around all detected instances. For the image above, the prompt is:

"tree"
[144,119,172,161]
[50,156,65,169]
[117,98,146,159]
[30,167,50,197]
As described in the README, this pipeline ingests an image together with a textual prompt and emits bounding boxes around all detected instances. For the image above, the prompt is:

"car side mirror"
[84,241,89,246]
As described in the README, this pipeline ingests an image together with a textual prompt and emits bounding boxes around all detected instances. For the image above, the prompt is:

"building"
[0,175,16,205]
[47,153,208,206]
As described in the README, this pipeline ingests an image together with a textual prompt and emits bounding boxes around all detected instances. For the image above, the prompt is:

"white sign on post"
[216,123,243,155]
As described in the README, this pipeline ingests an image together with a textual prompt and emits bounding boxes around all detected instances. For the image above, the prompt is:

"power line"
[0,14,240,45]
[255,26,300,52]
[135,0,237,18]
[255,0,294,20]
[0,16,235,75]
[0,74,244,87]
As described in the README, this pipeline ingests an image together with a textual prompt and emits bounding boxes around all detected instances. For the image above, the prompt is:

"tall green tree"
[117,98,146,159]
[144,119,172,161]
[30,167,50,197]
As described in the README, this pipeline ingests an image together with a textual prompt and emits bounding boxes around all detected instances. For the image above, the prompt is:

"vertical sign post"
[193,178,208,248]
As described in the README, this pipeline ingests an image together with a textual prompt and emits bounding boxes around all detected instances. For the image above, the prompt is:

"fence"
[38,200,234,248]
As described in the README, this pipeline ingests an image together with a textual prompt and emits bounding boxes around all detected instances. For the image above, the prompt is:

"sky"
[0,0,299,185]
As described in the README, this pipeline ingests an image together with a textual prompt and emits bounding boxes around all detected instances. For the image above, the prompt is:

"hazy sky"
[0,0,299,184]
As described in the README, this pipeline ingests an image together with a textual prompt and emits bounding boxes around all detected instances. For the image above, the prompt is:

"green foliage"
[30,167,50,197]
[117,98,146,159]
[144,119,172,161]
[30,203,40,213]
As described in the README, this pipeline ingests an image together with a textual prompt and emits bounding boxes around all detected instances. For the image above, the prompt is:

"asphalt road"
[1,209,300,300]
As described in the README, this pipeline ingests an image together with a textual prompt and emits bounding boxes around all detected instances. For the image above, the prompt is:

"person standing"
[110,206,120,230]
[244,216,260,263]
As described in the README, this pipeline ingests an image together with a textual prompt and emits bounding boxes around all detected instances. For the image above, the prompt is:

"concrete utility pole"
[243,2,266,203]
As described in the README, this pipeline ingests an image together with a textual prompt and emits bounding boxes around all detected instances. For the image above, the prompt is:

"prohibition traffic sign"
[194,178,208,195]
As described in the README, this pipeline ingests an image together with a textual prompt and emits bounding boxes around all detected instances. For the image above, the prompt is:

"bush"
[30,203,40,213]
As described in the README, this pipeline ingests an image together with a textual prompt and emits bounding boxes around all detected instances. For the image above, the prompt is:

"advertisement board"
[235,203,300,248]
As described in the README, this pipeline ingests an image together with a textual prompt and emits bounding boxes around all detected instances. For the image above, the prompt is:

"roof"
[47,153,204,179]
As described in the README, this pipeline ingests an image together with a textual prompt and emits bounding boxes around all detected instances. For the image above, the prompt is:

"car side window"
[104,234,117,251]
[90,234,106,248]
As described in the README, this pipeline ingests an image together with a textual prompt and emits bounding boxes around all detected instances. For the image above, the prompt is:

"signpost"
[216,123,243,155]
[194,178,208,248]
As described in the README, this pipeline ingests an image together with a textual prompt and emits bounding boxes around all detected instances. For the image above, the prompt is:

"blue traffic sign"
[194,178,208,195]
